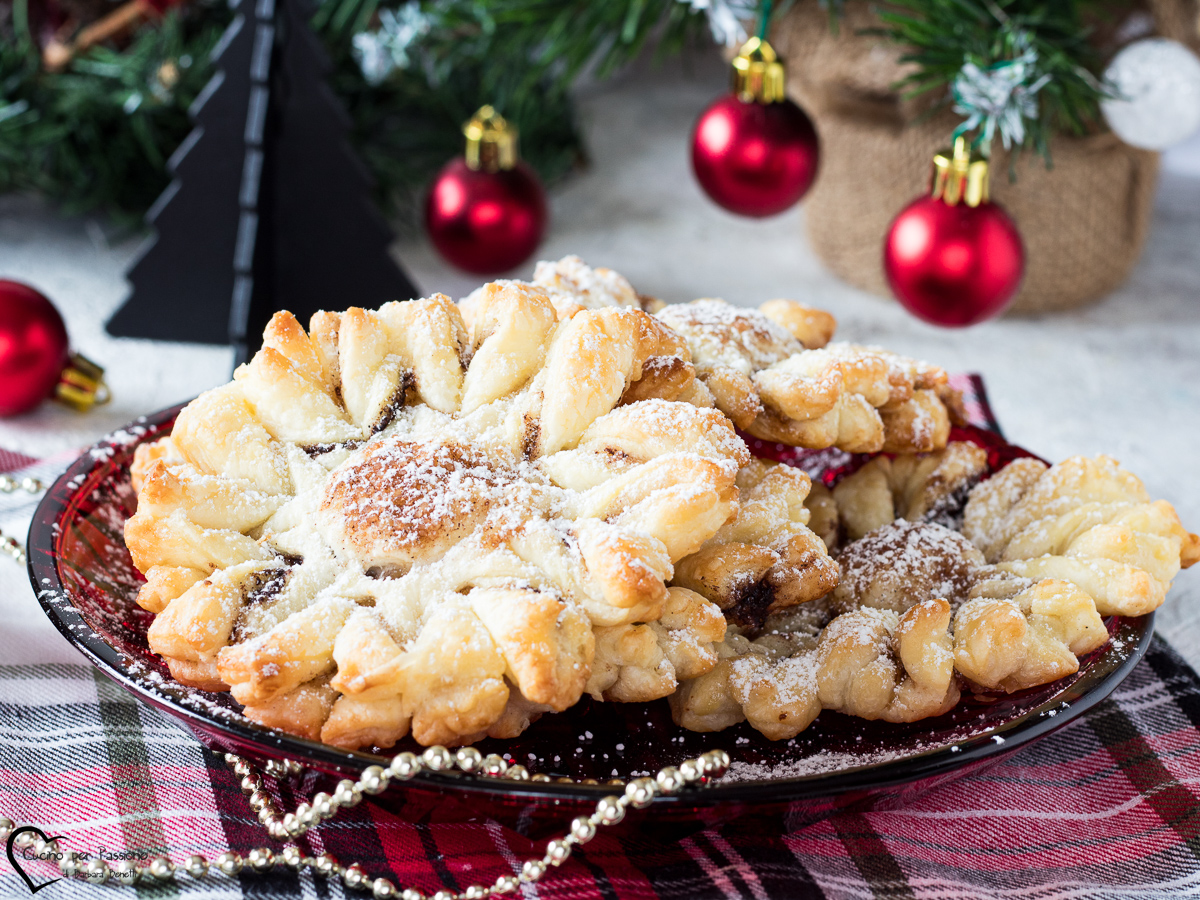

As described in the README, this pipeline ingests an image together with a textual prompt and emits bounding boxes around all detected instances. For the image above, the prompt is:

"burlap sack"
[771,1,1195,314]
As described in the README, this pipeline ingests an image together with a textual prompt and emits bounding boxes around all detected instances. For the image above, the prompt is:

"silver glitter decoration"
[952,34,1051,151]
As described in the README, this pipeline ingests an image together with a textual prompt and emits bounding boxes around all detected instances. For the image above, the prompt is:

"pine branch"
[869,0,1110,162]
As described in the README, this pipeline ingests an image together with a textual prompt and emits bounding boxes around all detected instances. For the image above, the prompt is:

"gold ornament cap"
[464,106,519,173]
[54,353,110,413]
[931,137,990,207]
[732,37,786,104]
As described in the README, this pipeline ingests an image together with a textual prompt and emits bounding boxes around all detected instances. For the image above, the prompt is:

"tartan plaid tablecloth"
[4,378,1200,900]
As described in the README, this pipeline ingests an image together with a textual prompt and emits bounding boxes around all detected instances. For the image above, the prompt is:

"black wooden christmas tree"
[107,0,419,363]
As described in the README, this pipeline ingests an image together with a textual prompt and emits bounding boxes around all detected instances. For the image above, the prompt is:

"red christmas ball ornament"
[884,139,1024,327]
[0,280,109,417]
[425,106,547,275]
[691,38,819,217]
[0,280,69,417]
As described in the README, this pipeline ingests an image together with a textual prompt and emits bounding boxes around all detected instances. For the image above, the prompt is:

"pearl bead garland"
[0,474,44,564]
[0,479,732,895]
[0,747,730,897]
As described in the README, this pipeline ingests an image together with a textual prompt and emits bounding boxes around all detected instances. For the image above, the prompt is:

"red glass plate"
[27,405,1153,832]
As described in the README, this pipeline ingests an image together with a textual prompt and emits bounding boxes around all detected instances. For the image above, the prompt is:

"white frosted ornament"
[1101,38,1200,150]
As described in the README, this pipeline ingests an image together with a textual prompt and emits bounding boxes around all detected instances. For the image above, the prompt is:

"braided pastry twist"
[963,455,1199,616]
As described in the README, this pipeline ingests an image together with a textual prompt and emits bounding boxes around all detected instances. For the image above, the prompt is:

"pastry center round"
[318,436,543,572]
[832,519,985,614]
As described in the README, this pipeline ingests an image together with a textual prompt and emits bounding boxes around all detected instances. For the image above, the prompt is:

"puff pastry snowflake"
[126,284,765,748]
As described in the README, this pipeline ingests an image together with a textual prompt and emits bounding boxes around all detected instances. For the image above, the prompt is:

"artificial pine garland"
[0,0,1116,222]
[872,0,1113,161]
[0,0,722,224]
[0,0,231,219]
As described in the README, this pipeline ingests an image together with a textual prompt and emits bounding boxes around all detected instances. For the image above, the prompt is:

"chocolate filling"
[725,581,777,634]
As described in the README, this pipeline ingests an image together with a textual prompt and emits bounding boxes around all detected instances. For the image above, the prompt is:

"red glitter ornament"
[884,139,1024,327]
[691,38,819,217]
[0,280,108,417]
[425,106,547,275]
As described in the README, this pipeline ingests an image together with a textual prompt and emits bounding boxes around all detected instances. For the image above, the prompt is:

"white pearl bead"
[247,848,274,871]
[148,856,175,880]
[343,863,368,889]
[656,767,685,794]
[85,858,110,884]
[594,797,624,825]
[455,747,483,773]
[432,890,457,900]
[217,851,243,875]
[400,888,426,900]
[0,818,12,841]
[545,839,571,865]
[521,859,546,882]
[494,874,519,893]
[110,860,138,885]
[624,777,657,809]
[312,792,335,818]
[373,876,398,898]
[482,755,508,776]
[281,846,303,868]
[422,746,454,771]
[361,765,389,795]
[463,886,489,899]
[185,854,209,878]
[315,853,339,877]
[679,759,704,783]
[335,778,364,807]
[702,750,731,777]
[388,752,421,781]
[569,817,595,842]
[248,789,271,811]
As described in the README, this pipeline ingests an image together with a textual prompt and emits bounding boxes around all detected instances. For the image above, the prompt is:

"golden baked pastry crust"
[508,257,962,455]
[128,283,761,749]
[833,442,990,544]
[964,455,1199,616]
[672,459,839,630]
[671,443,1196,740]
[655,300,961,454]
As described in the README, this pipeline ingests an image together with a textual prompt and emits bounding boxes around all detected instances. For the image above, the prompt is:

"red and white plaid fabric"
[4,376,1200,899]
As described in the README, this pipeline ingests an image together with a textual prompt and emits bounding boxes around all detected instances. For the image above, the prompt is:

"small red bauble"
[692,94,819,217]
[0,280,70,417]
[425,158,547,275]
[884,196,1024,328]
[884,138,1025,327]
[691,37,819,218]
[425,106,547,275]
[0,281,106,415]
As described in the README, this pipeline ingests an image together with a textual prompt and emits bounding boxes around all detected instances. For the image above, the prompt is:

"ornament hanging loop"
[931,136,990,207]
[732,37,786,104]
[464,106,518,173]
